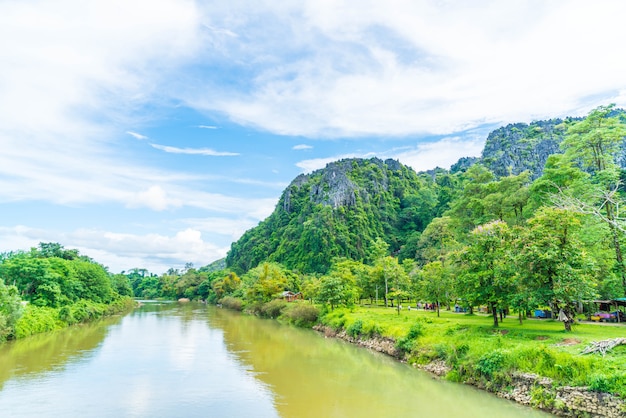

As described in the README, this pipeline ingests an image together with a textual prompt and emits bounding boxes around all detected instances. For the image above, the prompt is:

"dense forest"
[3,104,626,339]
[115,104,626,332]
[0,243,134,342]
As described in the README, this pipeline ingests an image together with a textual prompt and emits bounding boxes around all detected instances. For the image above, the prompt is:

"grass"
[320,305,626,397]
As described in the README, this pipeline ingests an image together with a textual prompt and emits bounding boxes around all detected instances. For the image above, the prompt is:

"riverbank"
[312,306,626,418]
[10,297,137,340]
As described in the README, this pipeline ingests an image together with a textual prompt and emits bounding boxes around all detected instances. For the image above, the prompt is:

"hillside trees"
[227,158,444,275]
[457,221,517,327]
[0,243,134,342]
[559,104,626,294]
[514,208,596,331]
[0,279,23,342]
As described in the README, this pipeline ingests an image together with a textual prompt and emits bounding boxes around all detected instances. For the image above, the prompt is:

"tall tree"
[457,220,516,327]
[417,261,451,317]
[514,208,596,331]
[560,104,626,293]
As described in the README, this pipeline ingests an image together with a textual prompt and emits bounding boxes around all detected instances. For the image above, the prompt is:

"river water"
[0,302,551,417]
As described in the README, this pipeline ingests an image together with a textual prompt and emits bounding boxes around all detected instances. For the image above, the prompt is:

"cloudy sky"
[2,0,626,274]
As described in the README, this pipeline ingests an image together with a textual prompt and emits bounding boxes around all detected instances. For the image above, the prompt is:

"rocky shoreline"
[313,325,626,418]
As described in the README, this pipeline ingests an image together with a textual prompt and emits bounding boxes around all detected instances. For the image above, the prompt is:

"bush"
[260,299,287,319]
[14,305,62,338]
[321,309,348,330]
[476,350,506,378]
[346,319,364,338]
[587,373,626,396]
[396,322,424,354]
[362,321,383,338]
[220,296,244,311]
[283,303,319,327]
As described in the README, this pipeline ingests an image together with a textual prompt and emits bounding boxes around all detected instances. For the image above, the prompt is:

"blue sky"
[2,0,626,274]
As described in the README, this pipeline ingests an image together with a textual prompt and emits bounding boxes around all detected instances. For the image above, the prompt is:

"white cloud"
[182,217,260,241]
[296,152,376,173]
[391,136,486,172]
[197,125,218,129]
[293,144,313,150]
[295,135,485,174]
[149,143,239,156]
[128,185,181,211]
[0,0,207,207]
[0,225,230,274]
[186,0,626,137]
[127,131,149,140]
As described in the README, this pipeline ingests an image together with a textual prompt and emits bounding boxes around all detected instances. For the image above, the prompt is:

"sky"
[2,0,626,274]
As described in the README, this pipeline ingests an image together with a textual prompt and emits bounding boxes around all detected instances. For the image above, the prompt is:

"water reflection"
[0,314,121,390]
[0,302,551,418]
[208,306,551,418]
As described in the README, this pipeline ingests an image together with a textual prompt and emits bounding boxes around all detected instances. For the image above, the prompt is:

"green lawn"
[320,305,626,397]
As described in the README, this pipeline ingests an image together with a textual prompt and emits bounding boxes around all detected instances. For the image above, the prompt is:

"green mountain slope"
[226,158,439,274]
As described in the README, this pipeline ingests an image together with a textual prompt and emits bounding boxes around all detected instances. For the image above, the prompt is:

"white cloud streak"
[293,144,313,150]
[127,131,149,140]
[150,143,239,156]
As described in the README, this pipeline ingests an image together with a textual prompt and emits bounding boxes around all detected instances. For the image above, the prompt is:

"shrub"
[322,309,348,330]
[396,322,424,354]
[220,296,244,311]
[346,319,364,338]
[283,303,319,327]
[529,385,556,409]
[260,299,287,319]
[587,373,626,396]
[362,321,383,338]
[476,350,506,378]
[14,305,62,338]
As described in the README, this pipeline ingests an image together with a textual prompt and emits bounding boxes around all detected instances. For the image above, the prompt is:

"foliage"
[475,350,507,377]
[220,296,244,311]
[260,299,288,319]
[396,322,424,354]
[282,302,319,327]
[226,158,440,274]
[346,319,364,338]
[514,208,597,331]
[0,279,23,341]
[457,220,517,327]
[14,305,63,338]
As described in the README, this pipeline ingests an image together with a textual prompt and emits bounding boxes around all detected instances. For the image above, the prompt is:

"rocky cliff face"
[479,119,566,179]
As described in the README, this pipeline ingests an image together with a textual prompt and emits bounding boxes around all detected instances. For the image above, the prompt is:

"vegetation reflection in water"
[208,305,551,418]
[0,303,551,417]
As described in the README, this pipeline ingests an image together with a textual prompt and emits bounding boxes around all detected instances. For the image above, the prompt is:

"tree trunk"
[605,204,626,294]
[491,302,499,327]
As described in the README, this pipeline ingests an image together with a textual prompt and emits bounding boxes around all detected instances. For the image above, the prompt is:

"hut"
[281,291,303,302]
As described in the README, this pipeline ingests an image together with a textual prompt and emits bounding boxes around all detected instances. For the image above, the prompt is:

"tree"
[417,261,451,317]
[457,220,516,327]
[0,279,23,341]
[317,275,357,310]
[373,256,409,308]
[243,262,289,303]
[560,104,626,293]
[415,216,460,265]
[514,208,597,331]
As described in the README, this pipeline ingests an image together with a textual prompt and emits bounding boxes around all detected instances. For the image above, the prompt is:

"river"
[0,302,551,417]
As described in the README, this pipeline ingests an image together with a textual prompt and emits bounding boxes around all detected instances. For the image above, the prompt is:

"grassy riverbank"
[12,297,136,340]
[318,306,626,399]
